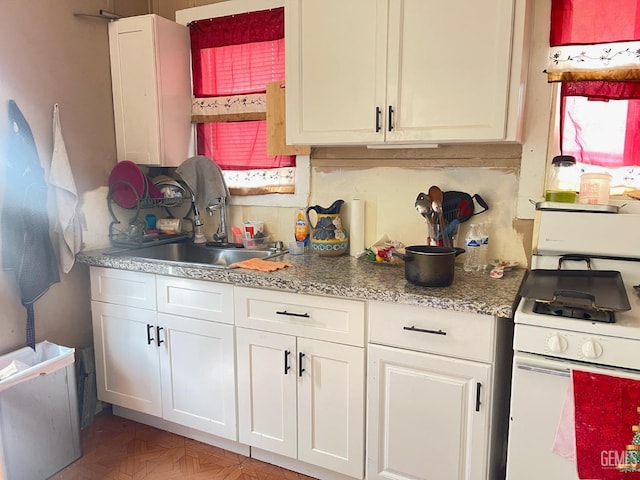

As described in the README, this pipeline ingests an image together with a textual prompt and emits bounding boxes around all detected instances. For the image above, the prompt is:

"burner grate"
[533,301,615,323]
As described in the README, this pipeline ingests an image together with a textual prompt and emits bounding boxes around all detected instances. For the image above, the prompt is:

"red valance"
[189,7,284,49]
[562,81,640,101]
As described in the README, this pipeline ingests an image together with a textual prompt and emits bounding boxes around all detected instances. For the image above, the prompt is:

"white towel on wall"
[48,103,81,273]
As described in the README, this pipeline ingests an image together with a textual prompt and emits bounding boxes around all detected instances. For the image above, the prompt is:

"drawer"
[368,301,496,362]
[156,276,234,324]
[90,267,156,310]
[235,286,365,347]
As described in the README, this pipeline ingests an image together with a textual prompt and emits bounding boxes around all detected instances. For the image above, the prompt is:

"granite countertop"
[77,248,526,318]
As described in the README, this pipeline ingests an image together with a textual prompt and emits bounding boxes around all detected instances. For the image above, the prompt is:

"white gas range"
[506,205,640,479]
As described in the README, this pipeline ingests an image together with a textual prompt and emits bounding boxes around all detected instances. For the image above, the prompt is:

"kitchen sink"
[107,242,286,269]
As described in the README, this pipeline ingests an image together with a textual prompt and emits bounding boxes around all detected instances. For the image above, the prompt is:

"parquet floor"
[51,407,317,480]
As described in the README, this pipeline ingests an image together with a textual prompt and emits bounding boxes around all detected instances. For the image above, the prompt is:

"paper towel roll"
[350,199,365,257]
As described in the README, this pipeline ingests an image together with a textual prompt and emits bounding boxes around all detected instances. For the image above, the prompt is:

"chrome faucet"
[207,197,228,243]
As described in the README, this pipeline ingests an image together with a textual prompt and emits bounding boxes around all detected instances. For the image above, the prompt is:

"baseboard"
[111,406,360,479]
[112,405,250,456]
[251,447,360,480]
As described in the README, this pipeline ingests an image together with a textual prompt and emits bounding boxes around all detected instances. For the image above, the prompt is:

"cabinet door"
[285,0,388,145]
[158,313,236,440]
[109,15,191,166]
[297,338,365,479]
[236,328,297,458]
[91,301,162,416]
[385,0,515,143]
[109,15,162,165]
[367,344,491,480]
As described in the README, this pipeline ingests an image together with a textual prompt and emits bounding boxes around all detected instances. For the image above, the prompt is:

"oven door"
[506,352,582,480]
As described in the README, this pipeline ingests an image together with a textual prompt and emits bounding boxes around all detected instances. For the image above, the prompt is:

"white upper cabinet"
[109,14,192,166]
[286,0,529,145]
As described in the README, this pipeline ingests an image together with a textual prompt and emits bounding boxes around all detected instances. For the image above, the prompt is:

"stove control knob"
[581,339,603,359]
[547,333,568,353]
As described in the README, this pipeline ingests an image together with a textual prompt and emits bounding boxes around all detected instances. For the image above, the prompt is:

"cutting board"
[266,81,311,156]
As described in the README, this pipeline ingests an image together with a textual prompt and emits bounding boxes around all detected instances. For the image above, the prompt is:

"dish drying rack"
[107,179,195,247]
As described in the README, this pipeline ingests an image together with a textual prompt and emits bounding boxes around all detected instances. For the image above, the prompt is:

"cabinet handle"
[299,352,305,377]
[375,106,382,132]
[146,324,154,345]
[284,350,291,374]
[156,326,164,347]
[276,310,310,318]
[516,364,570,378]
[403,325,447,336]
[475,382,482,412]
[388,105,394,131]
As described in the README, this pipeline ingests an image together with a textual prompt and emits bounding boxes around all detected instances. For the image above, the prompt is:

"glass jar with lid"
[545,155,578,203]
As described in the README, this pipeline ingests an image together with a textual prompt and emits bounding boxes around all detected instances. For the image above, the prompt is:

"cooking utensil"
[428,186,450,248]
[394,246,465,287]
[415,192,433,220]
[520,255,631,312]
[109,160,147,209]
[442,191,489,223]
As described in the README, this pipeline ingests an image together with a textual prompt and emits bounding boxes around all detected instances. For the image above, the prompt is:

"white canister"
[579,172,612,205]
[156,218,182,234]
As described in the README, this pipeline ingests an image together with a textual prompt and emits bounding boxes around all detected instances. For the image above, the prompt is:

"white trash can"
[0,341,81,480]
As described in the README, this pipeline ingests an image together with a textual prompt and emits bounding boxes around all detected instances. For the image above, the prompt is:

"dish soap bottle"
[294,209,309,246]
[545,155,578,203]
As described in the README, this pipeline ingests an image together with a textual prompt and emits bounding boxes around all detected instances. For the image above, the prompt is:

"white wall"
[0,1,118,354]
[227,164,528,266]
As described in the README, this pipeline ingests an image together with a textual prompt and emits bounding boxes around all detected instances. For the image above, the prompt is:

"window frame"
[176,0,310,208]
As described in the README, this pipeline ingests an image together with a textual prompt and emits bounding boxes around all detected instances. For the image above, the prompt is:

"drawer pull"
[475,382,482,412]
[284,350,291,374]
[156,326,164,347]
[403,325,447,336]
[146,324,154,345]
[299,352,305,377]
[276,310,310,318]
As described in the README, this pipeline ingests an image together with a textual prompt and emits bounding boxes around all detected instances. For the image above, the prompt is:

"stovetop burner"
[533,301,615,323]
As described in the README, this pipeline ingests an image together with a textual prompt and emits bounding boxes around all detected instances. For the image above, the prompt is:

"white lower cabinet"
[90,267,237,440]
[236,328,297,457]
[89,267,510,480]
[235,286,366,479]
[366,301,512,480]
[92,300,162,416]
[158,312,235,438]
[367,345,490,480]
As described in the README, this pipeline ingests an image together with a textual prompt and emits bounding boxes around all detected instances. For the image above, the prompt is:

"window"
[548,0,640,192]
[177,1,310,208]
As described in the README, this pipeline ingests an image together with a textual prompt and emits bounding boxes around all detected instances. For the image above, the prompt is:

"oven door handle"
[517,364,570,378]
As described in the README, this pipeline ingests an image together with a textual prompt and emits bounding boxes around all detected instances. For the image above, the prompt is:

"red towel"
[573,370,640,479]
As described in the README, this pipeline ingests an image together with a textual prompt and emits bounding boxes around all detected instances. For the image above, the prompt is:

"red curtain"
[551,0,640,166]
[190,8,285,97]
[189,8,295,171]
[550,0,640,46]
[197,121,295,170]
